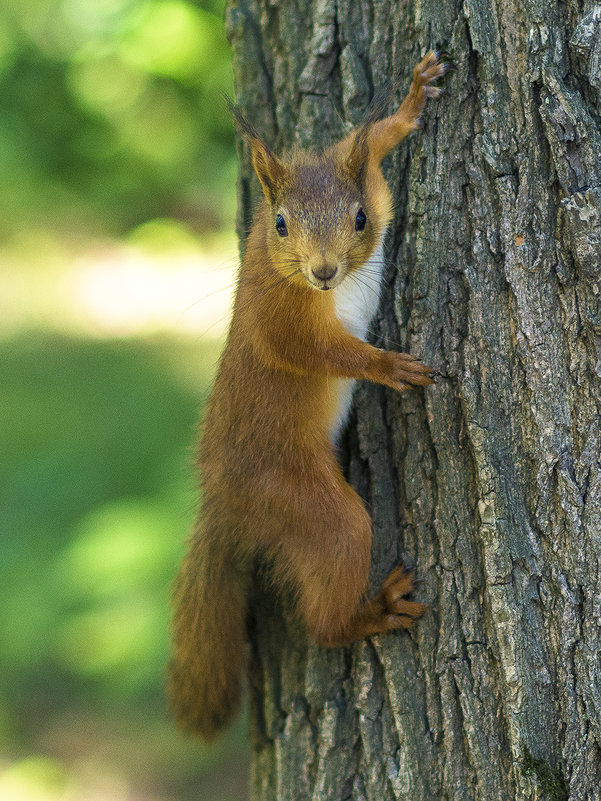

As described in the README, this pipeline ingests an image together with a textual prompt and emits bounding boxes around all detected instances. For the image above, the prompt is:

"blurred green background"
[0,1,249,799]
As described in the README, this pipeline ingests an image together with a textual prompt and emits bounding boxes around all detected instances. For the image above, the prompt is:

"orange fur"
[169,51,447,739]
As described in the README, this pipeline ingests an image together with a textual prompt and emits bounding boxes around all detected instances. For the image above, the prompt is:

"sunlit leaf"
[0,757,71,801]
[119,1,223,82]
[56,496,185,598]
[67,53,148,118]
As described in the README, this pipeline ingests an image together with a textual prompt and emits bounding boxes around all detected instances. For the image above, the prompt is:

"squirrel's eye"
[275,214,288,237]
[355,208,366,231]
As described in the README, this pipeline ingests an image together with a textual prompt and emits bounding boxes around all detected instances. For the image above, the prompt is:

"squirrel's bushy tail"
[168,526,248,739]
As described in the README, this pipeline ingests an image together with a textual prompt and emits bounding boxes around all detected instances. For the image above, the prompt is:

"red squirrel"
[169,51,448,739]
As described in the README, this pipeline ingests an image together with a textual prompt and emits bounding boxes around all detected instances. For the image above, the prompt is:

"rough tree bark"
[224,1,601,798]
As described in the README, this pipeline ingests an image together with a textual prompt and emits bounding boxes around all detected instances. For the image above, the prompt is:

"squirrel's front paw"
[381,350,434,391]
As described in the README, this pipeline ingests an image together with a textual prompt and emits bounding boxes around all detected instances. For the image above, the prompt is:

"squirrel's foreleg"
[369,50,449,163]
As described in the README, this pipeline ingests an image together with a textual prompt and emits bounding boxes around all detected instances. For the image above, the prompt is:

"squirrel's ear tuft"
[249,140,289,205]
[224,97,288,204]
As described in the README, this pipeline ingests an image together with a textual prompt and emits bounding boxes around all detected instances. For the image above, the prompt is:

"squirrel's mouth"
[306,267,343,292]
[307,278,337,291]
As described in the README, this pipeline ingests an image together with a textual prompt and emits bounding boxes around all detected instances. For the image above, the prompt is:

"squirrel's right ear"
[344,127,369,185]
[225,98,288,205]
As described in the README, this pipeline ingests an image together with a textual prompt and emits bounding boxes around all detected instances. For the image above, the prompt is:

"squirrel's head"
[254,146,381,291]
[230,102,391,291]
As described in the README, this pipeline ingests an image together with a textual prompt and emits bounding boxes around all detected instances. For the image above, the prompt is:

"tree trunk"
[225,0,601,798]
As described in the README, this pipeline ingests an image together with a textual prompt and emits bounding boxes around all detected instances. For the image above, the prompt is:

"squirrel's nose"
[311,264,338,282]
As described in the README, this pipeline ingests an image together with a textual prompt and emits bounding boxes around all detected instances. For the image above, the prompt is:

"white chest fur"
[329,236,386,442]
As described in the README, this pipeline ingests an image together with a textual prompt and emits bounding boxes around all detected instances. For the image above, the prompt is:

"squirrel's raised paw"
[406,50,450,128]
[413,50,451,85]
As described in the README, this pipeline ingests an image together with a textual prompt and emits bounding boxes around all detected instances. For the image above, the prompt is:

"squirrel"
[169,51,448,739]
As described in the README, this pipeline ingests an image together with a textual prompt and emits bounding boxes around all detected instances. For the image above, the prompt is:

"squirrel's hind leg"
[271,466,425,648]
[277,477,373,647]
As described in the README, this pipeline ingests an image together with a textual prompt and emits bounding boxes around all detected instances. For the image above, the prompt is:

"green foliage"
[0,0,236,240]
[0,331,248,799]
[0,2,246,795]
[0,332,203,694]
